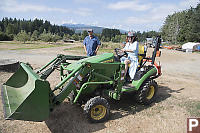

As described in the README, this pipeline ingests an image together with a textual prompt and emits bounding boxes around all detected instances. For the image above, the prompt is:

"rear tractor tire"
[84,96,110,123]
[136,79,158,105]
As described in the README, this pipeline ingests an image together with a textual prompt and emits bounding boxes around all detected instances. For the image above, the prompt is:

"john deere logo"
[102,59,114,63]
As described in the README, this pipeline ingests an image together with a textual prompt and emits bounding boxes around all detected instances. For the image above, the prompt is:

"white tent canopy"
[182,42,200,50]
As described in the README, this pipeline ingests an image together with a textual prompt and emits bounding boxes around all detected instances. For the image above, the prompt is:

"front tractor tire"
[84,96,110,123]
[136,79,158,105]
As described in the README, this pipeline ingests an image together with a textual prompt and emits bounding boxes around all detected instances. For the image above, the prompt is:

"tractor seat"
[138,45,146,65]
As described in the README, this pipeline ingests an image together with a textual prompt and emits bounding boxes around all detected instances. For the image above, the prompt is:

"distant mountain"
[62,23,127,34]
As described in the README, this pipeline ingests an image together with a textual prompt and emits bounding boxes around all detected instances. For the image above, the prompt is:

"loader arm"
[1,53,123,121]
[37,54,87,79]
[1,55,87,121]
[52,62,124,105]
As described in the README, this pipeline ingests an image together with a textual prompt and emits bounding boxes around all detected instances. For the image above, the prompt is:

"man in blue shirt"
[83,29,101,56]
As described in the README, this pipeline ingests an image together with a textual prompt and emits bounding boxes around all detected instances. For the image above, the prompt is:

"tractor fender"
[131,67,157,91]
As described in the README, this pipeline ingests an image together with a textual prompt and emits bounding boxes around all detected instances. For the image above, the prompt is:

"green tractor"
[1,37,162,123]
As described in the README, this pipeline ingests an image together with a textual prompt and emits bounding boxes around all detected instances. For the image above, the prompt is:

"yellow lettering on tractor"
[102,59,114,63]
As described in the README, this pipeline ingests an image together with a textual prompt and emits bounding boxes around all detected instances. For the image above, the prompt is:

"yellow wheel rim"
[91,105,106,120]
[146,85,155,100]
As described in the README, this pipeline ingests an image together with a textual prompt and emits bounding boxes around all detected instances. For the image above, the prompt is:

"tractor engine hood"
[66,53,114,71]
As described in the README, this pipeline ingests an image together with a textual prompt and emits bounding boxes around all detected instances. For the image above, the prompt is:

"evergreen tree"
[40,31,52,43]
[102,28,121,41]
[112,35,121,43]
[15,30,30,43]
[71,34,79,41]
[161,4,200,44]
[0,17,75,41]
[31,30,39,42]
[52,34,62,43]
[120,35,126,43]
[6,24,15,35]
[63,34,71,40]
[101,36,106,42]
[81,30,88,40]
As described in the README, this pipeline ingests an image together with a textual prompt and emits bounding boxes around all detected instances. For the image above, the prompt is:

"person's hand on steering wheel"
[114,48,128,59]
[121,49,126,52]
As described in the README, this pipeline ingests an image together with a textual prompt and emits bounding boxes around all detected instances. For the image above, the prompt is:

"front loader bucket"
[1,63,51,121]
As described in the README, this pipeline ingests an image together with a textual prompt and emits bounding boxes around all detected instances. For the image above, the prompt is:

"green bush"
[15,30,30,43]
[0,32,13,41]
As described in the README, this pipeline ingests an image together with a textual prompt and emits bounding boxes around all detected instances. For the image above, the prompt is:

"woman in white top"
[120,31,139,80]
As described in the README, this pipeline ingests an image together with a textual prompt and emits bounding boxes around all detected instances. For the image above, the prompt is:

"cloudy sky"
[0,0,199,31]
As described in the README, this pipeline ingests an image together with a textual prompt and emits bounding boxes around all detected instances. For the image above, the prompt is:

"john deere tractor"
[1,37,162,123]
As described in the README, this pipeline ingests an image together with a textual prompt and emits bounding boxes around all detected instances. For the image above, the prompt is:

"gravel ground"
[0,45,200,133]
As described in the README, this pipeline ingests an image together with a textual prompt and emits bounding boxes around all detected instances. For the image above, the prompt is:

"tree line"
[99,29,160,43]
[0,17,74,41]
[161,3,200,44]
[0,17,160,43]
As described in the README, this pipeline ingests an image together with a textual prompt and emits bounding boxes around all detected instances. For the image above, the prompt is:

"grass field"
[0,41,72,50]
[64,41,122,54]
[64,46,115,54]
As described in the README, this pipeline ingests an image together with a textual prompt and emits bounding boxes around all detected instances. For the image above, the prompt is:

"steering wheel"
[114,48,128,59]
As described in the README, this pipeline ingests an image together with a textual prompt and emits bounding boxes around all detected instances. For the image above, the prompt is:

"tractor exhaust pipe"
[151,36,161,65]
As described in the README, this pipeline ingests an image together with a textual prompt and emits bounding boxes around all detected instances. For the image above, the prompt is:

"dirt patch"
[0,45,200,133]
